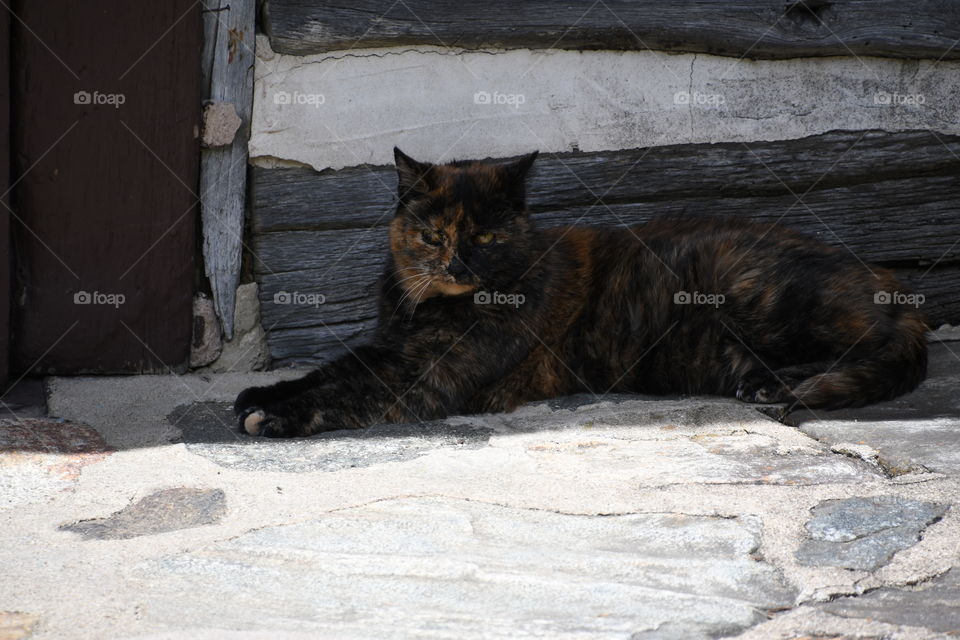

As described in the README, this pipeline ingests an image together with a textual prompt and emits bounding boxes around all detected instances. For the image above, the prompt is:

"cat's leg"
[235,352,391,437]
[237,323,538,437]
[723,343,793,404]
[237,374,388,438]
[233,369,329,424]
[734,362,832,404]
[238,385,337,437]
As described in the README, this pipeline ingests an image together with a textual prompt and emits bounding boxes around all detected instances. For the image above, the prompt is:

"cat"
[235,148,928,437]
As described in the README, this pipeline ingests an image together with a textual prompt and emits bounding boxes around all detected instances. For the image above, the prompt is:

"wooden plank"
[200,0,256,339]
[251,130,960,233]
[532,175,960,264]
[261,267,960,368]
[250,129,960,366]
[256,227,387,331]
[0,6,9,387]
[264,0,960,60]
[265,319,375,367]
[895,267,960,330]
[10,0,200,373]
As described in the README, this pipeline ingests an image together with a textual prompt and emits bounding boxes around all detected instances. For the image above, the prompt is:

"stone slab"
[16,361,960,640]
[796,496,948,571]
[45,371,307,450]
[168,396,882,486]
[793,342,960,474]
[0,419,112,510]
[819,569,960,634]
[499,397,883,487]
[60,488,227,540]
[170,401,494,473]
[134,497,796,639]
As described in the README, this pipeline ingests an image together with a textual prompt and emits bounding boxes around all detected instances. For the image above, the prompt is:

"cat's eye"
[421,230,443,246]
[474,232,494,245]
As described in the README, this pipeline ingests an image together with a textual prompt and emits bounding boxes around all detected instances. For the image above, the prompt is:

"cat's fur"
[235,149,928,437]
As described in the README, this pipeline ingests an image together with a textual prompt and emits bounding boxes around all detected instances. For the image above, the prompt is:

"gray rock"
[819,568,960,633]
[200,101,242,147]
[60,488,227,540]
[135,497,796,638]
[232,282,262,336]
[204,283,269,373]
[796,496,948,571]
[190,294,222,368]
[169,402,493,473]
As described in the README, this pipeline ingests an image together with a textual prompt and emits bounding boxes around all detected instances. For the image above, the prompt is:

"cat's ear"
[394,147,433,205]
[504,151,539,181]
[501,151,539,208]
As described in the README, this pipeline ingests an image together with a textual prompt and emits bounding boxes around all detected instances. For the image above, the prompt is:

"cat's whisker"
[384,269,430,295]
[391,274,431,323]
[395,274,426,307]
[404,276,435,320]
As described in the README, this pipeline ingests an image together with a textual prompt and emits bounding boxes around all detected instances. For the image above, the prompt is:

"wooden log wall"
[251,130,960,367]
[262,0,960,59]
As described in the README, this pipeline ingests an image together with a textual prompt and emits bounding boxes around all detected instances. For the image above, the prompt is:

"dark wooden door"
[10,0,201,374]
[0,6,9,387]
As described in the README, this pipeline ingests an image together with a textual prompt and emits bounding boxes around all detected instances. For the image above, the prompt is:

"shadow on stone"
[788,342,960,474]
[168,401,494,473]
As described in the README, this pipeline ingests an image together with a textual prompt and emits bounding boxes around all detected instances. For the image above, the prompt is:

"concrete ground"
[1,335,959,639]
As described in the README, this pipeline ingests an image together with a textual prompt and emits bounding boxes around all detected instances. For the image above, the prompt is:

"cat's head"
[388,147,539,305]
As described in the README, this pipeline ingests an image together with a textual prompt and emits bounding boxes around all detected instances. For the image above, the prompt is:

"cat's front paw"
[239,408,291,437]
[234,386,270,417]
[234,388,306,438]
[735,370,791,404]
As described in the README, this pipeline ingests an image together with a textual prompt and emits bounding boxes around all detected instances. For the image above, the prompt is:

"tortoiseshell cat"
[235,149,927,437]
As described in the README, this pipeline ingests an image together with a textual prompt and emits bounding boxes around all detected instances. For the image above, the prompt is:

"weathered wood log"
[261,265,960,367]
[252,130,960,233]
[895,267,960,329]
[200,0,256,339]
[250,129,960,366]
[264,0,960,60]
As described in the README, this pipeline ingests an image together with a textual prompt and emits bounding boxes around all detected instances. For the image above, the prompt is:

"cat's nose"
[447,256,470,279]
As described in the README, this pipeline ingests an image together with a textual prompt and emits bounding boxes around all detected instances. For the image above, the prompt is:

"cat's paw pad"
[736,372,790,404]
[240,408,269,436]
[237,406,304,438]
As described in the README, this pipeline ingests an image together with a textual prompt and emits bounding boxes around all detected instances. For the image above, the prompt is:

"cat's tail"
[790,308,928,410]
